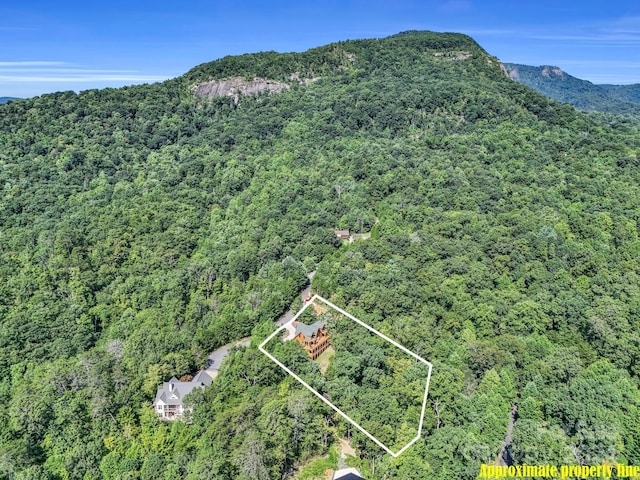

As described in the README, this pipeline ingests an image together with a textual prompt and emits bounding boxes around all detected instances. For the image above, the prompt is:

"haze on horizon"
[1,0,639,98]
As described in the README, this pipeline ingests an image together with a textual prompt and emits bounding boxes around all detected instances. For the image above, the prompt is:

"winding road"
[204,270,316,378]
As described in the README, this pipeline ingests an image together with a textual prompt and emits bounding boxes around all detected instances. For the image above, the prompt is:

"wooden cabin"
[293,320,331,360]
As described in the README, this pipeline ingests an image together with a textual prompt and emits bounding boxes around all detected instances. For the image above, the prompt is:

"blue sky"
[1,0,639,97]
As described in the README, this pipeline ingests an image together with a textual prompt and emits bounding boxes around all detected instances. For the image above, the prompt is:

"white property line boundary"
[259,294,433,457]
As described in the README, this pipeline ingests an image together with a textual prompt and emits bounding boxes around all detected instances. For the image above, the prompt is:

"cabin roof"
[294,320,325,339]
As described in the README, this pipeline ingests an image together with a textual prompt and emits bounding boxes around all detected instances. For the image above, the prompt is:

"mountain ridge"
[504,62,640,116]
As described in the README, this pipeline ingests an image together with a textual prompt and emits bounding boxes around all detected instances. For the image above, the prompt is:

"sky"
[1,0,639,98]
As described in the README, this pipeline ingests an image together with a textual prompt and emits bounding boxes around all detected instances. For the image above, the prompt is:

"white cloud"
[0,68,140,73]
[530,34,640,46]
[608,15,640,27]
[0,75,167,83]
[0,61,66,66]
[467,14,640,47]
[518,14,640,46]
[0,62,167,83]
[556,59,640,68]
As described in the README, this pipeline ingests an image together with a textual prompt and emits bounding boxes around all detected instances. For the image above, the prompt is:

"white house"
[153,370,212,420]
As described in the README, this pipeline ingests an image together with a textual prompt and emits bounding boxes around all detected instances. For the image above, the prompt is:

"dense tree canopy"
[1,30,640,479]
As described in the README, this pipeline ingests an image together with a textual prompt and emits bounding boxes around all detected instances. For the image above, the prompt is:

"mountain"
[504,63,640,116]
[1,31,640,480]
[0,97,19,104]
[601,82,640,103]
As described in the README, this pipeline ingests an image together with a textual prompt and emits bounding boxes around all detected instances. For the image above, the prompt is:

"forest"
[1,30,640,479]
[263,298,432,454]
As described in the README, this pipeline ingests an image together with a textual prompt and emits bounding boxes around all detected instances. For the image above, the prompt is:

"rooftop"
[153,370,212,406]
[294,320,325,339]
[333,468,365,479]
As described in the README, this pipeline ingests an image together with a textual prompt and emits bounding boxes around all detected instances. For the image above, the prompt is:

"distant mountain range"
[0,97,20,104]
[503,63,640,116]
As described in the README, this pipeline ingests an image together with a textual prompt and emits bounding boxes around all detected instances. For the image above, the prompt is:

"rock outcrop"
[433,50,472,61]
[541,66,565,78]
[193,75,320,102]
[498,61,510,78]
[193,77,289,99]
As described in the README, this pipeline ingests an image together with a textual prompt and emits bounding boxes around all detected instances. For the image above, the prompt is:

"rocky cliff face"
[193,77,289,99]
[506,65,566,81]
[495,60,510,78]
[541,65,565,78]
[193,75,319,102]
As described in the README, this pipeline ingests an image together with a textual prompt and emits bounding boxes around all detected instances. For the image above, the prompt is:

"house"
[153,370,212,420]
[335,229,351,241]
[332,467,365,479]
[293,320,331,360]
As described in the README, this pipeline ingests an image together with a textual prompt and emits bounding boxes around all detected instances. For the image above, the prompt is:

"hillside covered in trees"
[504,63,640,117]
[1,31,640,479]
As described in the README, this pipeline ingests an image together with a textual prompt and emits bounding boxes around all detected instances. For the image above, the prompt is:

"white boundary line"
[258,294,433,457]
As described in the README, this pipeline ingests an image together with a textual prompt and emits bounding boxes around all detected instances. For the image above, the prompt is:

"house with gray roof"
[153,370,212,420]
[293,320,331,360]
[294,320,325,339]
